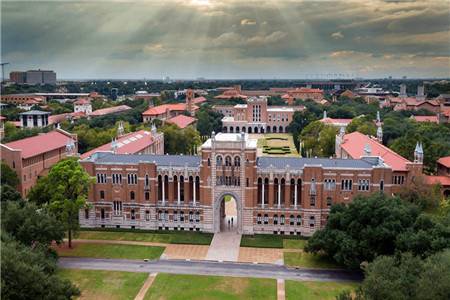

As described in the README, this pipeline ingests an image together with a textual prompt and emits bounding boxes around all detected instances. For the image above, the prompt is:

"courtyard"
[253,133,298,157]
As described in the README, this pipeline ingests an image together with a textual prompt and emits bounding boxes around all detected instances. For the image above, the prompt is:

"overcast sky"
[2,0,450,79]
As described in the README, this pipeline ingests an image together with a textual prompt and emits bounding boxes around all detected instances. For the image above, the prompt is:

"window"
[296,215,301,226]
[280,215,285,225]
[130,191,135,201]
[341,179,353,191]
[380,180,384,191]
[164,211,169,221]
[145,191,150,201]
[180,211,185,222]
[207,158,211,166]
[145,174,149,187]
[310,195,316,206]
[158,210,162,221]
[324,179,336,190]
[234,156,240,167]
[246,178,249,187]
[358,179,370,191]
[273,214,278,225]
[100,190,105,199]
[145,210,150,221]
[289,215,295,225]
[113,201,122,216]
[216,155,223,166]
[112,173,122,185]
[257,214,262,224]
[195,212,200,223]
[127,173,137,185]
[264,214,269,224]
[189,211,194,223]
[393,175,405,185]
[173,211,178,222]
[225,156,232,166]
[101,209,105,219]
[326,197,332,207]
[309,216,315,227]
[85,209,89,219]
[131,209,136,220]
[96,173,107,183]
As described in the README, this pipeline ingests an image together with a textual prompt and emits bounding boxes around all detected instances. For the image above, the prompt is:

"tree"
[299,121,337,157]
[160,124,201,154]
[1,162,19,188]
[196,105,223,136]
[1,201,65,248]
[358,251,450,300]
[286,110,318,150]
[30,158,92,248]
[397,175,441,209]
[346,115,377,136]
[1,234,80,300]
[305,193,420,269]
[0,185,22,203]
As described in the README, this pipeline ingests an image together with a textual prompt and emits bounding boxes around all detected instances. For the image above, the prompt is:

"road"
[59,257,362,282]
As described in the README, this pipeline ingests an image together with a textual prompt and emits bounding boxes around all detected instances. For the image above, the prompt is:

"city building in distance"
[9,69,57,85]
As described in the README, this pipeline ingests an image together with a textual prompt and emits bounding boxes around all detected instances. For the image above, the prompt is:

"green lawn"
[57,243,165,260]
[284,251,341,269]
[144,274,277,300]
[257,133,298,157]
[241,234,307,249]
[77,229,213,245]
[285,281,358,300]
[59,269,148,300]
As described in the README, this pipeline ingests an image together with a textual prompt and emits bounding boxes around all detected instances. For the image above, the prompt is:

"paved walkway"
[239,247,283,265]
[134,273,157,300]
[277,279,286,300]
[161,244,209,260]
[206,231,242,262]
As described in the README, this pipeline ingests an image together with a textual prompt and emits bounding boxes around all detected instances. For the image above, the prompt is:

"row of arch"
[223,125,287,134]
[157,175,200,203]
[256,213,316,227]
[216,155,240,167]
[257,178,302,207]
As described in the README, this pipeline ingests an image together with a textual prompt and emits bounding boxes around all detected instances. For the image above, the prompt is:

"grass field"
[144,274,277,300]
[57,243,165,260]
[240,234,307,249]
[284,251,341,269]
[285,281,358,300]
[257,134,298,157]
[59,269,147,300]
[77,229,213,245]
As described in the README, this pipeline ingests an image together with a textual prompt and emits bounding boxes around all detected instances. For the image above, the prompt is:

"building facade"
[79,132,415,236]
[1,129,78,197]
[19,110,50,128]
[214,96,304,134]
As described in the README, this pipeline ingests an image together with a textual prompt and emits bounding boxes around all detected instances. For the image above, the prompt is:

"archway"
[214,192,242,233]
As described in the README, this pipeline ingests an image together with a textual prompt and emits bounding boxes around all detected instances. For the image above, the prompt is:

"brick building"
[214,96,305,133]
[79,132,421,236]
[1,129,78,197]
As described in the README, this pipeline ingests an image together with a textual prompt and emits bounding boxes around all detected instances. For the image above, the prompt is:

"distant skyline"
[2,0,450,79]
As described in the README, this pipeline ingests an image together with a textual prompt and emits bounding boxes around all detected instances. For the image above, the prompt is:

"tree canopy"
[299,121,337,157]
[161,123,201,155]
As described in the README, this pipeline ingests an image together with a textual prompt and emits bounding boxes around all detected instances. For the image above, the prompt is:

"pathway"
[59,257,363,282]
[205,231,242,262]
[134,273,157,300]
[277,279,286,300]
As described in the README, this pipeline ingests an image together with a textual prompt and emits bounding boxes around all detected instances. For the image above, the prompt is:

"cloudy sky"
[2,0,450,79]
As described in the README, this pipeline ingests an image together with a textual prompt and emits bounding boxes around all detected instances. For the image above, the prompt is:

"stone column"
[177,180,181,205]
[261,183,265,208]
[294,183,298,209]
[193,179,196,206]
[162,179,165,205]
[268,181,274,208]
[278,182,281,208]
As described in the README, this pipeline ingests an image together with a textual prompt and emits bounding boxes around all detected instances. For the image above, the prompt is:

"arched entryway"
[214,192,242,233]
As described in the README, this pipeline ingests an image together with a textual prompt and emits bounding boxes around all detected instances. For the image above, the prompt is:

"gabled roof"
[166,114,197,129]
[90,105,131,116]
[437,156,450,168]
[80,130,158,159]
[74,98,91,105]
[425,175,450,186]
[85,153,201,167]
[2,130,74,159]
[411,115,438,123]
[340,131,411,171]
[142,103,189,116]
[320,117,353,125]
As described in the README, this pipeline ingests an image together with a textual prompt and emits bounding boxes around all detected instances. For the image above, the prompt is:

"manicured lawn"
[283,239,307,249]
[241,234,307,249]
[284,251,341,269]
[144,273,277,300]
[285,280,358,300]
[77,229,213,245]
[59,269,147,300]
[257,133,298,157]
[57,243,165,260]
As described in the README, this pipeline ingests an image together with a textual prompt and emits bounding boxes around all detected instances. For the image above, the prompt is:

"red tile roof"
[74,98,91,105]
[3,130,74,159]
[80,130,156,159]
[289,88,324,94]
[142,103,196,116]
[320,117,353,125]
[411,115,439,123]
[0,116,6,121]
[90,105,131,117]
[340,131,411,171]
[425,175,450,186]
[437,156,450,168]
[166,114,197,129]
[192,96,207,104]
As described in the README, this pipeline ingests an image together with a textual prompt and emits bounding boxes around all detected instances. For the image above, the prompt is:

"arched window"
[257,214,262,224]
[131,209,136,220]
[195,211,200,222]
[236,126,240,132]
[145,174,149,187]
[180,176,185,202]
[264,214,269,224]
[297,179,302,205]
[254,127,259,133]
[309,216,315,227]
[101,209,105,219]
[274,178,279,203]
[290,178,295,206]
[207,158,211,166]
[85,209,89,219]
[173,175,178,200]
[273,214,278,225]
[216,155,223,166]
[273,126,277,133]
[280,215,285,225]
[380,180,384,191]
[230,127,234,133]
[279,125,283,133]
[189,211,194,223]
[326,197,332,207]
[257,178,263,205]
[280,178,286,206]
[248,127,252,133]
[225,156,232,166]
[158,175,162,201]
[234,156,241,167]
[296,215,301,225]
[264,178,269,206]
[289,215,295,225]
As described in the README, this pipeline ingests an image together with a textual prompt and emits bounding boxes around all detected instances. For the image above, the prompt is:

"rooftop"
[411,115,438,123]
[201,132,258,148]
[90,105,132,117]
[81,130,159,159]
[257,156,380,170]
[85,153,201,167]
[340,131,411,171]
[437,156,450,168]
[2,130,74,159]
[142,103,191,116]
[19,110,50,116]
[166,114,197,129]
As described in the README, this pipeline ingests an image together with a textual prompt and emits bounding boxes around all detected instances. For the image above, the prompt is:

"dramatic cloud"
[1,0,449,79]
